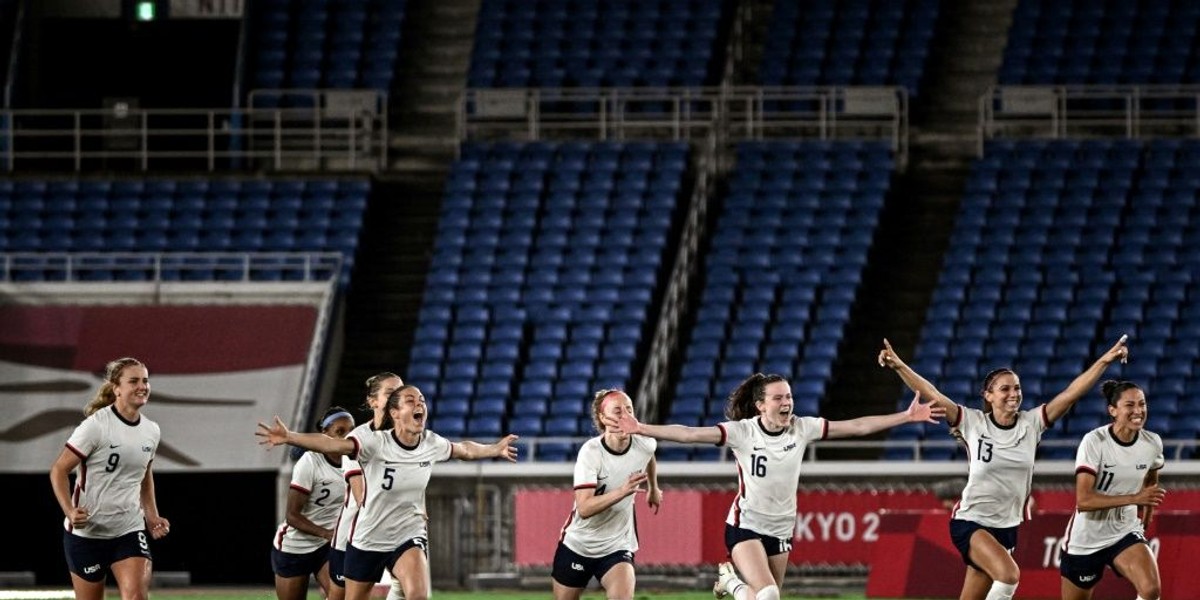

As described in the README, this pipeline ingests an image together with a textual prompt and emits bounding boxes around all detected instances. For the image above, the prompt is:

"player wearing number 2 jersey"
[258,384,519,600]
[49,357,170,600]
[1059,380,1165,600]
[610,372,942,600]
[552,389,662,600]
[270,406,355,600]
[879,336,1130,600]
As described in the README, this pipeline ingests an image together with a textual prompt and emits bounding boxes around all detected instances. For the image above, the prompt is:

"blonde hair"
[85,357,145,416]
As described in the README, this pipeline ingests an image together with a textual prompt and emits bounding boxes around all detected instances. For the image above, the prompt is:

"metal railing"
[978,85,1200,154]
[460,86,908,166]
[0,252,344,282]
[0,98,385,172]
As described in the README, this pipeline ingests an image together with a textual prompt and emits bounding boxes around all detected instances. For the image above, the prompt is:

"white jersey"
[718,416,827,539]
[1061,425,1164,554]
[951,405,1049,528]
[331,455,363,552]
[273,451,347,553]
[64,405,161,539]
[560,435,657,557]
[346,428,452,552]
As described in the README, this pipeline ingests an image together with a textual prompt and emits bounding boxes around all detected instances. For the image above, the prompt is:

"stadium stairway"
[327,172,445,412]
[388,0,481,171]
[819,0,1018,454]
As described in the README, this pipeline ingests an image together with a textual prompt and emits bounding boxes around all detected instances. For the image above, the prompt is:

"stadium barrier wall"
[867,490,1200,599]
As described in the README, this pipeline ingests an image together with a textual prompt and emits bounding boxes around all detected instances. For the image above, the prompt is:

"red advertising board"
[867,500,1200,598]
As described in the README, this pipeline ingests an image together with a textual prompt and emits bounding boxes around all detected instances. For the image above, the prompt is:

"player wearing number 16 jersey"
[1059,380,1165,600]
[50,357,170,600]
[258,384,519,600]
[879,336,1130,600]
[610,372,942,600]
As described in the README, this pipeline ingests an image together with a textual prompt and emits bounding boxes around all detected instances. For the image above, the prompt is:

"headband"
[320,411,354,430]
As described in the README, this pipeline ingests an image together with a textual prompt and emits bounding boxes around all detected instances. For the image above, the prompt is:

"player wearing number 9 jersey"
[879,336,1130,600]
[610,372,942,600]
[258,384,519,600]
[49,357,170,600]
[1059,380,1165,600]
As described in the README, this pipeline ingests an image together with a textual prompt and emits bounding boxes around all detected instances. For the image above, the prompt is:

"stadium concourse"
[2,0,1200,599]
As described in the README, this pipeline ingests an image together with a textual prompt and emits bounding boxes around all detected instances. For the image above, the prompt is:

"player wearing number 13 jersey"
[258,384,519,600]
[879,336,1130,600]
[1059,380,1165,600]
[611,373,942,600]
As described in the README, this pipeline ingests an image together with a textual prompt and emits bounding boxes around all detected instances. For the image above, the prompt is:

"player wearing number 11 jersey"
[1059,380,1165,600]
[610,372,942,600]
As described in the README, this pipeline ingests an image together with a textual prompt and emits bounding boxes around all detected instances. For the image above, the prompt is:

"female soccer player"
[878,335,1130,600]
[257,384,517,600]
[1059,380,1165,600]
[271,406,355,600]
[552,389,662,600]
[50,357,170,600]
[608,372,942,600]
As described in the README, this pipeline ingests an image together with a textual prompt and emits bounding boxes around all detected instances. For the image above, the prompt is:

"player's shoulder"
[1138,428,1164,448]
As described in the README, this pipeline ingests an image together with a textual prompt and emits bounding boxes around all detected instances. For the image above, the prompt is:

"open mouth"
[413,412,426,425]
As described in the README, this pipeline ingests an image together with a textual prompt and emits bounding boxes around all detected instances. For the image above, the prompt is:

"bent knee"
[992,564,1019,585]
[753,585,779,600]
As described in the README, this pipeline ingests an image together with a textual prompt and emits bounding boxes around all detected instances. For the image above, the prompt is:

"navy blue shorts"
[1060,531,1147,589]
[343,538,426,584]
[327,548,347,588]
[271,543,331,578]
[63,530,152,582]
[724,524,793,557]
[949,519,1018,570]
[551,542,634,589]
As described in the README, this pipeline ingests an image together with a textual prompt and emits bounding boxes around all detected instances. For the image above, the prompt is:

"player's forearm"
[637,423,721,444]
[576,489,629,519]
[1076,490,1140,512]
[646,456,660,492]
[287,432,352,455]
[286,513,332,539]
[140,471,160,519]
[1048,358,1116,421]
[49,467,75,516]
[893,365,955,412]
[831,412,907,438]
[455,440,497,460]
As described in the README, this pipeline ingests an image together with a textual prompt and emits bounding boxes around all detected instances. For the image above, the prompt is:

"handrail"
[0,102,385,172]
[459,86,909,168]
[978,84,1200,154]
[0,252,344,283]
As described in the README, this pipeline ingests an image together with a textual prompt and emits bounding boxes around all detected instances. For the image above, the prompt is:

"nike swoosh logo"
[597,476,608,481]
[1103,463,1116,469]
[752,447,766,451]
[109,444,120,448]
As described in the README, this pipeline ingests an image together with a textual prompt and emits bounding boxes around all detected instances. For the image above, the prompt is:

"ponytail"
[84,357,144,416]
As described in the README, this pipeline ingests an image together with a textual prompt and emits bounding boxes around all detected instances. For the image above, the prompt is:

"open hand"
[905,391,944,424]
[255,416,291,448]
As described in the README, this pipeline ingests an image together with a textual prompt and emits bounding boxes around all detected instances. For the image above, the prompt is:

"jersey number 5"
[381,467,395,490]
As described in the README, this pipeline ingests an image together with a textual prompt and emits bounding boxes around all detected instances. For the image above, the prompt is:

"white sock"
[726,577,750,600]
[754,585,780,600]
[984,581,1017,600]
[385,580,405,600]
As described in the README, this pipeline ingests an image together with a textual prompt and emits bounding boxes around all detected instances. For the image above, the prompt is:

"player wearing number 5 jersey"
[879,336,1131,600]
[609,372,943,600]
[271,406,355,600]
[257,384,519,600]
[49,357,170,600]
[1059,380,1165,600]
[553,389,662,600]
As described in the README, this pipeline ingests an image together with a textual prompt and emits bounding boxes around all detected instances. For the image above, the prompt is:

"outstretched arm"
[826,392,944,439]
[1044,335,1129,424]
[609,413,723,445]
[256,416,356,455]
[451,434,519,462]
[878,338,960,425]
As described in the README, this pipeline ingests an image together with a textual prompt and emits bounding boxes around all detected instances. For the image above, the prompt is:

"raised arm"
[610,413,723,445]
[878,338,960,425]
[450,434,519,462]
[256,416,356,455]
[826,391,944,439]
[1044,335,1129,424]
